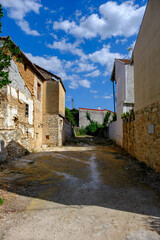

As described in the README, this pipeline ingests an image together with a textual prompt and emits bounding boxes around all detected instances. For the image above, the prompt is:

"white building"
[109,59,134,146]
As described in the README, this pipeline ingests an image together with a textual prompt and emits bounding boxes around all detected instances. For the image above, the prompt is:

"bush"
[103,112,111,127]
[65,108,79,126]
[0,197,4,206]
[65,108,76,126]
[75,126,87,136]
[112,112,117,121]
[86,121,100,135]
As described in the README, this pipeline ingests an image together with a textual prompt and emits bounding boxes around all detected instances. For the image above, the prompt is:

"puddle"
[81,153,102,190]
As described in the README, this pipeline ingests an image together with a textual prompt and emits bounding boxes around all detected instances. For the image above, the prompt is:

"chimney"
[98,106,101,110]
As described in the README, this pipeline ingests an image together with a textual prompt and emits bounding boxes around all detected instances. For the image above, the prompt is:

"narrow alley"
[0,138,160,240]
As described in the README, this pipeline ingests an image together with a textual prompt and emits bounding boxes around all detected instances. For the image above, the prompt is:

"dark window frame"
[24,63,27,71]
[25,104,29,117]
[37,83,41,101]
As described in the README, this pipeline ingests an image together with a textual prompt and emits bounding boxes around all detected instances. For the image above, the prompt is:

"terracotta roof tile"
[117,59,131,64]
[79,107,114,113]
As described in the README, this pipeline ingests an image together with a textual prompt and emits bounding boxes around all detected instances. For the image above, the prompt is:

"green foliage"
[121,112,126,119]
[86,121,99,135]
[65,108,79,126]
[85,111,111,136]
[0,4,3,34]
[86,111,92,123]
[129,109,135,117]
[121,111,130,119]
[112,112,117,122]
[126,111,129,118]
[0,197,4,205]
[65,108,76,126]
[0,5,22,89]
[75,126,87,136]
[70,108,79,126]
[103,112,111,127]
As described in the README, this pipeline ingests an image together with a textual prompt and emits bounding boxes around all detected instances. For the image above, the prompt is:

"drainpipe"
[113,81,116,113]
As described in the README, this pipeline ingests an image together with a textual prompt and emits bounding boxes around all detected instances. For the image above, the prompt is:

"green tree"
[103,112,111,127]
[70,108,79,126]
[0,4,21,88]
[65,108,76,126]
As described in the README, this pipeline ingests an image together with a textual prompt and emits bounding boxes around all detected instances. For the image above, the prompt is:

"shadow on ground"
[0,137,160,220]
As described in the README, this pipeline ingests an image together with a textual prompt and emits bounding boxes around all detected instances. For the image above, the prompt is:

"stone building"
[125,0,160,172]
[0,37,66,162]
[109,59,134,146]
[79,107,113,128]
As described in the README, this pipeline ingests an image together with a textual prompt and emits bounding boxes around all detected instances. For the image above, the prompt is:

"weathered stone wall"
[123,121,135,158]
[0,86,34,162]
[79,109,113,128]
[0,58,36,162]
[63,119,74,143]
[59,82,65,118]
[33,75,44,150]
[15,58,35,95]
[42,114,62,146]
[123,101,160,172]
[134,0,160,111]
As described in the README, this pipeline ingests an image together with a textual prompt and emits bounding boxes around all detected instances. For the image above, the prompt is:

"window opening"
[25,104,29,117]
[37,83,41,101]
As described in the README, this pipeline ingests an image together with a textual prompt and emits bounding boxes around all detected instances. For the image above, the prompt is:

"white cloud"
[53,1,146,40]
[0,0,42,36]
[78,79,91,88]
[90,90,98,93]
[89,44,125,72]
[84,70,101,77]
[69,77,91,89]
[47,39,85,58]
[69,81,79,89]
[17,20,40,36]
[104,95,112,99]
[26,53,91,89]
[73,60,96,73]
[75,10,82,19]
[25,53,65,78]
[116,39,127,44]
[128,40,136,57]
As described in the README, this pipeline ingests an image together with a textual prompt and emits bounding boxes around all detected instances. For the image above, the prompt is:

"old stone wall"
[42,114,61,146]
[33,75,44,150]
[134,0,160,111]
[0,86,34,162]
[123,121,135,158]
[15,58,35,95]
[123,101,160,172]
[63,119,74,143]
[79,109,113,128]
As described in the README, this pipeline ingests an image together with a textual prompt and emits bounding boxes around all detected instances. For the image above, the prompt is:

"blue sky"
[0,0,147,111]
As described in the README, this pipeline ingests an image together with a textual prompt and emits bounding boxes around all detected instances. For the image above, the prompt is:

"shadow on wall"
[0,139,29,163]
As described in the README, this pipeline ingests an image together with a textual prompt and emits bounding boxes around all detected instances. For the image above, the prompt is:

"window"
[37,83,41,101]
[24,63,27,71]
[46,135,49,139]
[25,104,29,117]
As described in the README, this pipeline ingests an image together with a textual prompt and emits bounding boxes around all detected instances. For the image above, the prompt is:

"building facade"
[126,0,160,172]
[0,38,66,162]
[79,107,113,128]
[109,59,134,146]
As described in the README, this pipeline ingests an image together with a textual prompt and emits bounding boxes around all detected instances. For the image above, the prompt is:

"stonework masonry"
[42,114,60,146]
[63,119,74,143]
[0,38,67,162]
[123,101,160,172]
[0,85,34,161]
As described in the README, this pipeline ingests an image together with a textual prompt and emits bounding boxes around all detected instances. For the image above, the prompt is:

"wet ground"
[0,137,160,240]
